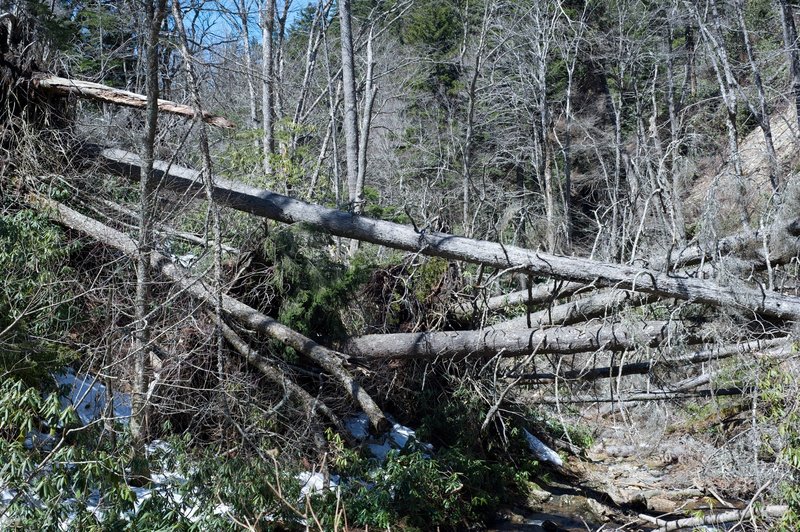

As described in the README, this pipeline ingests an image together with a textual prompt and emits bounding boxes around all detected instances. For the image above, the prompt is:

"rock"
[647,496,679,514]
[527,486,553,505]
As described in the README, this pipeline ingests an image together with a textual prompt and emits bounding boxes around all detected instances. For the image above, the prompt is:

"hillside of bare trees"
[2,0,800,530]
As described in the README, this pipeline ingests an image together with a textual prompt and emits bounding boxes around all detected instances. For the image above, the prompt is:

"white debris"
[297,471,340,497]
[55,370,131,425]
[389,423,415,448]
[523,429,563,466]
[366,441,394,462]
[345,413,433,461]
[344,412,371,441]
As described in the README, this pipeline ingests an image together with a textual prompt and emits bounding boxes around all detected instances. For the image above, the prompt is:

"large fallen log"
[342,321,687,360]
[35,196,388,432]
[94,148,800,321]
[33,75,235,129]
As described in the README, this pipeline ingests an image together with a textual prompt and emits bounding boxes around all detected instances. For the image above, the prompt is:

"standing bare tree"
[262,0,275,175]
[131,0,168,470]
[237,0,259,132]
[339,0,360,213]
[777,0,800,133]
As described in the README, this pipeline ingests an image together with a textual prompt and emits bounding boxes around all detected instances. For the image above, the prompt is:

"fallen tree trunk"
[454,280,590,317]
[33,75,235,129]
[35,196,388,432]
[343,321,686,360]
[506,337,790,384]
[100,198,239,254]
[534,387,745,404]
[492,289,655,330]
[94,148,800,321]
[640,504,787,531]
[653,218,800,271]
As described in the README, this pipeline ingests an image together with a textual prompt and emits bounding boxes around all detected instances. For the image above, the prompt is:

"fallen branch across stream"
[93,147,800,321]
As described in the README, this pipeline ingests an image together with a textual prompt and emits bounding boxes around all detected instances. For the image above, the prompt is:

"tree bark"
[454,280,589,317]
[777,0,800,133]
[37,196,389,432]
[735,0,780,192]
[652,216,800,271]
[237,0,259,132]
[261,0,275,174]
[32,75,234,128]
[534,387,745,404]
[339,0,360,210]
[640,505,787,532]
[492,289,655,331]
[94,148,800,321]
[131,0,167,457]
[343,321,684,360]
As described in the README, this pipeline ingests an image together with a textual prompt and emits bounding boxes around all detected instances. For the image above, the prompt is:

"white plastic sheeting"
[523,429,563,466]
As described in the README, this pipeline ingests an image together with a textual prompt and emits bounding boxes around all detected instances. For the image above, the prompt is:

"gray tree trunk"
[95,148,800,321]
[238,0,259,133]
[778,0,800,133]
[736,0,780,192]
[339,0,360,210]
[343,321,686,360]
[131,0,167,454]
[262,0,275,174]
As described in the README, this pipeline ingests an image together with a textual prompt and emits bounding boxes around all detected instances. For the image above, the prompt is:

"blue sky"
[192,0,316,45]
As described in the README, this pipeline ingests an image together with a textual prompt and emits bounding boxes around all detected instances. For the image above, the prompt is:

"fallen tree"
[93,148,800,321]
[453,280,590,317]
[639,504,787,531]
[492,289,655,330]
[35,196,388,432]
[534,387,745,404]
[33,75,236,129]
[504,337,791,384]
[652,217,800,271]
[342,320,689,360]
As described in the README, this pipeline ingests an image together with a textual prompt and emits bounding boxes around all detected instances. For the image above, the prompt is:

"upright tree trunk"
[666,11,687,245]
[339,0,360,211]
[736,0,780,192]
[697,0,750,230]
[778,0,800,133]
[354,27,376,216]
[261,0,275,175]
[238,0,259,133]
[131,0,167,470]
